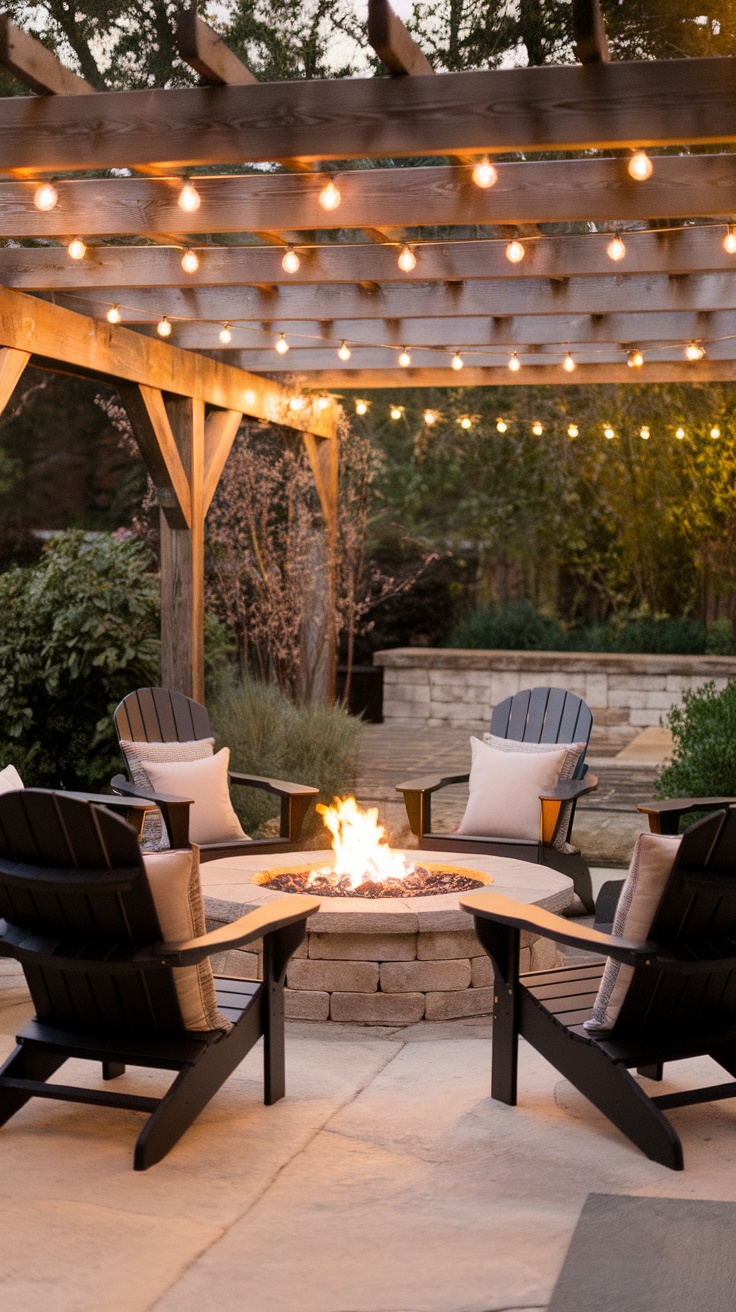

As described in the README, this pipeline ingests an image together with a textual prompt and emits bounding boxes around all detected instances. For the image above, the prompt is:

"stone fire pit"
[202,849,574,1025]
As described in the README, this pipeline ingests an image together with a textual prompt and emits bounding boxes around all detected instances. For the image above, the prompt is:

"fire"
[311,796,415,891]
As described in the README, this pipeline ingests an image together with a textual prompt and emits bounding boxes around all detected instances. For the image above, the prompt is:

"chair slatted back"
[114,687,211,745]
[0,790,185,1039]
[615,808,736,1039]
[490,686,592,777]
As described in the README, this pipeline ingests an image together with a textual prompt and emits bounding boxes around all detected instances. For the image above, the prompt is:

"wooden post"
[159,397,205,701]
[302,433,339,703]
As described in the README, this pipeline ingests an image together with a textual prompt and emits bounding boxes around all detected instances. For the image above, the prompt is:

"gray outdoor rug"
[548,1193,736,1312]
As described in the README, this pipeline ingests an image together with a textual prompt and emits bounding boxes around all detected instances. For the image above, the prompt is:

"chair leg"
[638,1063,664,1081]
[102,1062,125,1080]
[0,1043,66,1126]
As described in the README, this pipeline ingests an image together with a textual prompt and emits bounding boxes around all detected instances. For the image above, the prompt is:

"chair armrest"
[155,894,320,965]
[395,772,469,795]
[395,773,469,841]
[539,776,598,803]
[637,798,735,835]
[110,774,193,848]
[460,890,657,967]
[228,773,319,842]
[64,791,156,840]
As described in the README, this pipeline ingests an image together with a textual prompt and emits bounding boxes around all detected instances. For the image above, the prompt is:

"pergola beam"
[572,0,609,65]
[0,57,735,170]
[367,0,434,77]
[0,14,94,96]
[176,6,257,85]
[5,155,736,238]
[304,362,736,387]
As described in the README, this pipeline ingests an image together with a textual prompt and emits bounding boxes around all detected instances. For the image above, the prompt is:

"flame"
[311,796,414,891]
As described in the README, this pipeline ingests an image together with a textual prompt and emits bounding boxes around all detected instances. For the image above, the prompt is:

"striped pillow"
[120,737,214,850]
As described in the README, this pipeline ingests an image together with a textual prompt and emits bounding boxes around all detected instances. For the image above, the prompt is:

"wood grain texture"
[176,6,257,85]
[367,0,434,76]
[203,407,242,513]
[4,155,736,236]
[294,362,736,386]
[0,57,734,168]
[0,346,30,413]
[0,286,337,436]
[119,384,192,529]
[159,397,205,701]
[0,15,94,95]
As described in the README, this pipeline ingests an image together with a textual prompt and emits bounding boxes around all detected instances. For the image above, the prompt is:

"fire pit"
[201,797,574,1025]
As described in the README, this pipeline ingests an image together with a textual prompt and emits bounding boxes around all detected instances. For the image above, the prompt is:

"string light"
[508,351,521,372]
[459,416,472,429]
[319,177,341,211]
[423,409,437,425]
[398,245,417,272]
[711,425,721,438]
[451,351,464,371]
[67,238,86,261]
[181,248,199,273]
[676,427,686,439]
[724,225,736,255]
[390,405,403,420]
[568,424,579,438]
[505,239,525,264]
[628,348,644,368]
[33,181,58,212]
[628,149,654,181]
[532,421,543,436]
[563,353,576,373]
[275,333,289,354]
[106,304,121,324]
[398,347,412,368]
[289,395,305,411]
[496,419,508,433]
[157,316,172,337]
[337,340,352,361]
[472,157,498,189]
[316,396,331,410]
[178,180,201,212]
[604,425,615,439]
[640,426,650,440]
[607,233,626,262]
[219,323,232,344]
[282,247,300,273]
[355,399,369,415]
[685,341,705,361]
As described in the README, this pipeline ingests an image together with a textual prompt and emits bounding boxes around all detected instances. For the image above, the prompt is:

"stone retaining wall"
[373,648,736,747]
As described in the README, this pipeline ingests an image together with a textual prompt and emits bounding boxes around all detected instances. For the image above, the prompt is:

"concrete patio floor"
[3,953,736,1312]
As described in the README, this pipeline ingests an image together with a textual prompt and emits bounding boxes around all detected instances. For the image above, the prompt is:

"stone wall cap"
[373,647,736,676]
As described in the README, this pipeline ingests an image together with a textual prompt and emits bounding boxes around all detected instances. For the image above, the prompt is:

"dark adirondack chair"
[461,806,736,1170]
[111,686,319,861]
[0,790,317,1169]
[396,687,597,912]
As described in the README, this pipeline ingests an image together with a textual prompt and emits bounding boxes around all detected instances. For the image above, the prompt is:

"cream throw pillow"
[144,747,248,847]
[143,848,230,1033]
[120,737,215,850]
[0,763,23,794]
[585,831,681,1033]
[483,733,586,852]
[458,737,568,841]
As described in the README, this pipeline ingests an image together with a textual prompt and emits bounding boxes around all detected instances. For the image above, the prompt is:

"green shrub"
[446,601,710,655]
[0,531,159,788]
[655,681,736,799]
[447,600,565,651]
[706,617,736,656]
[208,675,362,840]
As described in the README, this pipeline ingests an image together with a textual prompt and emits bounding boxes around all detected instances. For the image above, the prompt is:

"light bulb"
[640,426,650,440]
[472,156,498,189]
[337,340,352,361]
[316,396,330,410]
[178,180,201,212]
[508,351,521,372]
[423,409,437,425]
[676,427,685,439]
[563,353,576,372]
[628,150,653,181]
[390,405,402,420]
[398,245,416,272]
[532,421,543,436]
[711,425,721,438]
[459,416,472,430]
[568,424,579,438]
[219,323,232,344]
[604,426,615,439]
[451,351,464,371]
[355,399,368,416]
[628,349,644,368]
[724,226,736,255]
[607,234,626,262]
[505,239,525,264]
[275,333,289,355]
[398,348,411,368]
[34,181,58,212]
[319,178,341,211]
[289,395,305,411]
[68,238,86,261]
[106,304,121,325]
[685,341,705,361]
[282,247,300,273]
[181,248,199,273]
[496,419,507,433]
[157,316,172,337]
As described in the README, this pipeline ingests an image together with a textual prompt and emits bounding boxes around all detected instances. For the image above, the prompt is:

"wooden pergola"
[0,0,735,691]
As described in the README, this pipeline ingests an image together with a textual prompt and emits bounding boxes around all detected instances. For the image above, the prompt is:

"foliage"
[208,673,361,837]
[448,599,563,651]
[706,617,736,655]
[656,681,736,799]
[0,531,159,788]
[446,601,710,655]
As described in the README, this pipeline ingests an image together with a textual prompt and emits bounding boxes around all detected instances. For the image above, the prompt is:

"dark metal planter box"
[336,665,383,723]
